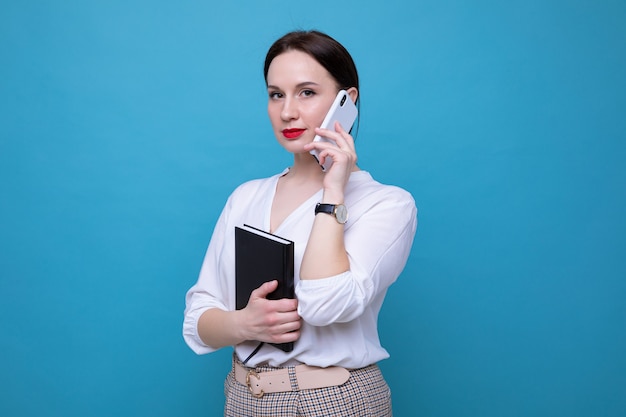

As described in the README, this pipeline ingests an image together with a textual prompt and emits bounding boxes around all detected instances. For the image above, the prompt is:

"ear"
[346,87,359,104]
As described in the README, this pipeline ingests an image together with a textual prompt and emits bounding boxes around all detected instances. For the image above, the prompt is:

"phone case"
[310,90,358,171]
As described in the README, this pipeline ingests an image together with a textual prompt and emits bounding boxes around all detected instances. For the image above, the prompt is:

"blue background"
[1,1,625,416]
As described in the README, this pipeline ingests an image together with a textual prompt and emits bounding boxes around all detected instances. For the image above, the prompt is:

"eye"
[301,89,316,97]
[268,91,283,100]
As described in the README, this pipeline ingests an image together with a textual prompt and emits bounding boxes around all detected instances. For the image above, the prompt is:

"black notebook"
[235,224,295,352]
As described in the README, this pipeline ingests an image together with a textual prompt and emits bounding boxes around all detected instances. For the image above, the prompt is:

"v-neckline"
[265,170,323,235]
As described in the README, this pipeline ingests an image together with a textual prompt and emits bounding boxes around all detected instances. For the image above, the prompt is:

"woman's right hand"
[305,121,357,199]
[239,280,302,345]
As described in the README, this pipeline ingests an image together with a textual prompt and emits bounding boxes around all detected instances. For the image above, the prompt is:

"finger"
[333,122,357,150]
[250,280,278,299]
[271,297,298,313]
[319,147,352,167]
[314,126,343,143]
[274,322,301,337]
[272,316,302,335]
[317,123,354,149]
[269,329,300,344]
[271,313,301,330]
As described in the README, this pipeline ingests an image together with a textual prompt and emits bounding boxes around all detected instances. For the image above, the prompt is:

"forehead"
[266,50,336,88]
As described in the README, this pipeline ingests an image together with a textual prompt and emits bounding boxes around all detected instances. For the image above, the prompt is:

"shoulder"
[228,169,288,202]
[231,177,268,197]
[347,171,416,206]
[345,171,417,227]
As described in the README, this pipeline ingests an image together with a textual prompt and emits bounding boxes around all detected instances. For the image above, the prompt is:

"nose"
[281,97,298,121]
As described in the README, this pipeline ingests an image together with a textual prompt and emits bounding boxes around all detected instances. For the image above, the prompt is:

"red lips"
[282,128,306,139]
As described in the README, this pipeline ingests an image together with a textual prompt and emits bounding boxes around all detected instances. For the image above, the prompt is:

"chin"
[281,143,308,155]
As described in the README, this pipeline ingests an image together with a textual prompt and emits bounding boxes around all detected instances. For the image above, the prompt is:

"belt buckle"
[245,370,264,398]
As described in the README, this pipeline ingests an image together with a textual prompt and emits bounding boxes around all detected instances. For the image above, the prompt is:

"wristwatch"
[315,203,348,224]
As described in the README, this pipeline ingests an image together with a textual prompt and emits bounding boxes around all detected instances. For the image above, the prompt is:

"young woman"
[183,30,417,416]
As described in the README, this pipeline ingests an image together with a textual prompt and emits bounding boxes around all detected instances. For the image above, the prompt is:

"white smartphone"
[309,90,358,171]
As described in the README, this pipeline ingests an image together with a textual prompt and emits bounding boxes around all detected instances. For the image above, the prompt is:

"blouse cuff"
[296,271,370,326]
[182,306,217,355]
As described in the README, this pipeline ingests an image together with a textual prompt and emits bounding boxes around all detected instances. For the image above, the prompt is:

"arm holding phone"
[301,89,359,281]
[309,89,358,172]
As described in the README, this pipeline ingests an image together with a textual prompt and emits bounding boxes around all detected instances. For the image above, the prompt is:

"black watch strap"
[315,203,335,216]
[315,203,348,224]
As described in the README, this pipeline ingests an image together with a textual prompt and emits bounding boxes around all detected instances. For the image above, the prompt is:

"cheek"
[303,103,329,127]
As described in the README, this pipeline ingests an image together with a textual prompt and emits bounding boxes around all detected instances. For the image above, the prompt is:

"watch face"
[335,204,348,224]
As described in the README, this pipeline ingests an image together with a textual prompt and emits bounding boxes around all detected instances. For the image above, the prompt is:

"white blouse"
[183,169,417,368]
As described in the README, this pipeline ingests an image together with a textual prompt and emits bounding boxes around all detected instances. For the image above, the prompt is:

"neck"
[286,153,326,182]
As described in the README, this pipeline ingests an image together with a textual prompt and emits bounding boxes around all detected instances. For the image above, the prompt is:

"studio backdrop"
[1,1,625,416]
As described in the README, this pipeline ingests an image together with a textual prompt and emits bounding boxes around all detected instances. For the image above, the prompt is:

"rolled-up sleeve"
[296,188,417,326]
[182,198,233,354]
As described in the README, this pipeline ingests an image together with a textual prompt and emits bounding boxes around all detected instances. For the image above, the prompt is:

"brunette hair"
[263,30,360,106]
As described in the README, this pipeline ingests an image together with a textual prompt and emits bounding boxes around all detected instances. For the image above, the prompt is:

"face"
[266,50,340,153]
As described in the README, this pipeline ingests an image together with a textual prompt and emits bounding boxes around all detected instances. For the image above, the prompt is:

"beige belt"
[234,361,350,398]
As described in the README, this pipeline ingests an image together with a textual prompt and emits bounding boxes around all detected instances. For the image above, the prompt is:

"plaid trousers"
[224,357,392,417]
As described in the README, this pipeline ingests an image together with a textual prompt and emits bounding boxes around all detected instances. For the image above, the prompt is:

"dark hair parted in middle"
[263,30,360,106]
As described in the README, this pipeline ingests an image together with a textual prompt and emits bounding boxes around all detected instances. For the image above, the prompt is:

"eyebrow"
[267,81,320,90]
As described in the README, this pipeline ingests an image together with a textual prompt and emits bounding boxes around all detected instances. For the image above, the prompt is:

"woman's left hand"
[304,121,357,197]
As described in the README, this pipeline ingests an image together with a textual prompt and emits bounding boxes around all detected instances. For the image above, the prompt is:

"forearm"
[197,308,246,349]
[300,189,349,280]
